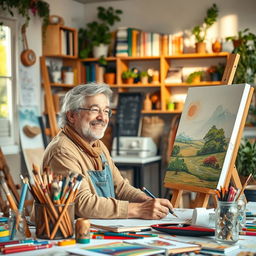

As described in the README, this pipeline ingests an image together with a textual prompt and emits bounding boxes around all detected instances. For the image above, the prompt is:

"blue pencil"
[10,178,29,240]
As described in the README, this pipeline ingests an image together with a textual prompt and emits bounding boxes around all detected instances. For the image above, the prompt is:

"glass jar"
[237,195,247,230]
[215,201,239,244]
[9,209,26,240]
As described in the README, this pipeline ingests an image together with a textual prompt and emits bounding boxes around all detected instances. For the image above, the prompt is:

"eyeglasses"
[78,106,112,117]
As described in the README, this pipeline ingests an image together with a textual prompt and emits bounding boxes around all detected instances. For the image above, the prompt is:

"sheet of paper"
[90,208,193,228]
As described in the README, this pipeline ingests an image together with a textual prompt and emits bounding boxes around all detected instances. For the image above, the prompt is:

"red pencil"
[91,235,137,239]
[2,244,52,254]
[240,231,256,236]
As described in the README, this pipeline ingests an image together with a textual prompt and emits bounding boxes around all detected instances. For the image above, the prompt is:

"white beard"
[80,119,107,141]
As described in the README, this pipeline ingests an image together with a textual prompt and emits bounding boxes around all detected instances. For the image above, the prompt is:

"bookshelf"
[79,52,229,113]
[40,25,79,137]
[41,25,229,138]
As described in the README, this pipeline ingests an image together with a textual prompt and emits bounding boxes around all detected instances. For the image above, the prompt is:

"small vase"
[141,76,148,84]
[195,42,206,53]
[143,93,152,111]
[212,40,222,53]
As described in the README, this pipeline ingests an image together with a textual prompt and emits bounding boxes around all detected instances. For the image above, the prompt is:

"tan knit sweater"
[42,131,146,219]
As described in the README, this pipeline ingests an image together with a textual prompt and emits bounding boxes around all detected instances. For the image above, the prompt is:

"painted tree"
[197,125,227,155]
[171,145,180,156]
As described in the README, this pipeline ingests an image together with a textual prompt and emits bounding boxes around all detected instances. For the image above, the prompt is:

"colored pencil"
[240,231,256,236]
[2,243,52,254]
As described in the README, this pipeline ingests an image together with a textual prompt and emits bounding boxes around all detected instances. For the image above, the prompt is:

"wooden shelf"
[43,54,77,59]
[79,52,229,114]
[50,83,75,88]
[110,83,161,88]
[165,81,223,87]
[164,52,229,59]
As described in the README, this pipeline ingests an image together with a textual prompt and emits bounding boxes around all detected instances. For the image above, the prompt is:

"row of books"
[84,63,104,83]
[60,29,75,56]
[115,27,183,57]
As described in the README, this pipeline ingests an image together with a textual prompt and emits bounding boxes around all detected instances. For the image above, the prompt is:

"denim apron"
[88,154,115,198]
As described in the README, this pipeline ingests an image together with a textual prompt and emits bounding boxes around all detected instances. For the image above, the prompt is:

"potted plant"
[186,71,204,83]
[122,69,138,84]
[101,59,116,85]
[78,6,122,58]
[139,71,148,84]
[192,3,218,53]
[236,139,256,201]
[0,0,50,27]
[226,28,256,84]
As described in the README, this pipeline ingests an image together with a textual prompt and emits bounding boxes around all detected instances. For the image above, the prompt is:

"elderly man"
[43,83,173,219]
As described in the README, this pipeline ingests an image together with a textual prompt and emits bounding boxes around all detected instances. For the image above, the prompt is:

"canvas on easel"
[164,84,253,207]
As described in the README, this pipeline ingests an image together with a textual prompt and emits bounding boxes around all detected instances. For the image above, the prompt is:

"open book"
[190,241,239,254]
[67,241,165,256]
[132,237,201,255]
[67,238,200,256]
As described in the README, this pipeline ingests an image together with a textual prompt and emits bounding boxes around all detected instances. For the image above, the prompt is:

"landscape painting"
[164,84,250,190]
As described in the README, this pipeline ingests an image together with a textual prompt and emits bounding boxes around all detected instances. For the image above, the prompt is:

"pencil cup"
[75,218,90,244]
[34,202,74,240]
[215,201,239,244]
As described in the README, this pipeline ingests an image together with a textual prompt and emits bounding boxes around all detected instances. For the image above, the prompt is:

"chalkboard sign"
[116,92,142,136]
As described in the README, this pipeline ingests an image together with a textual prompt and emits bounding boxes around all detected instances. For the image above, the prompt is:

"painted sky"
[177,85,247,140]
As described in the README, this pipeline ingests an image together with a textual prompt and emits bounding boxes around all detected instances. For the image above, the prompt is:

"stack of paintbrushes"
[29,165,83,240]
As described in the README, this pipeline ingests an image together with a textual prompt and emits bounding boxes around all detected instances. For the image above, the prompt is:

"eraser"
[57,239,76,246]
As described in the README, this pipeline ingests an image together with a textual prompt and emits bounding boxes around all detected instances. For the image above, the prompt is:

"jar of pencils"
[34,202,74,240]
[215,201,239,244]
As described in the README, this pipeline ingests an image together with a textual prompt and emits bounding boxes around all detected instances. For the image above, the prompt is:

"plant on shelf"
[122,69,138,84]
[236,139,256,186]
[79,6,122,59]
[186,71,204,83]
[192,3,218,53]
[226,28,256,84]
[139,71,148,84]
[100,58,116,85]
[0,0,50,27]
[207,63,225,81]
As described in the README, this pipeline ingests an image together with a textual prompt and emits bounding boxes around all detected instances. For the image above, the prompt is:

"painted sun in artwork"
[186,102,200,120]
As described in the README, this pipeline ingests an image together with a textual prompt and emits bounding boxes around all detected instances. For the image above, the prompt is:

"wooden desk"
[112,155,162,196]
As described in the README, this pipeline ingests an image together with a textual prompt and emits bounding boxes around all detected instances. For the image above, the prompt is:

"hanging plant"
[0,0,50,27]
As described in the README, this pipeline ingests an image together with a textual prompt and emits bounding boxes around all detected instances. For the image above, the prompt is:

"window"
[0,18,17,147]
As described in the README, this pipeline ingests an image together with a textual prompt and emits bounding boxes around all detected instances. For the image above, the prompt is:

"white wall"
[82,0,256,36]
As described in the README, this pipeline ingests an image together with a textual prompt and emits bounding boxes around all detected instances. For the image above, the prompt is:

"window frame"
[0,17,18,148]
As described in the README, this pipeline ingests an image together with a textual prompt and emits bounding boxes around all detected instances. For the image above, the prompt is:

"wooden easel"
[165,53,255,208]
